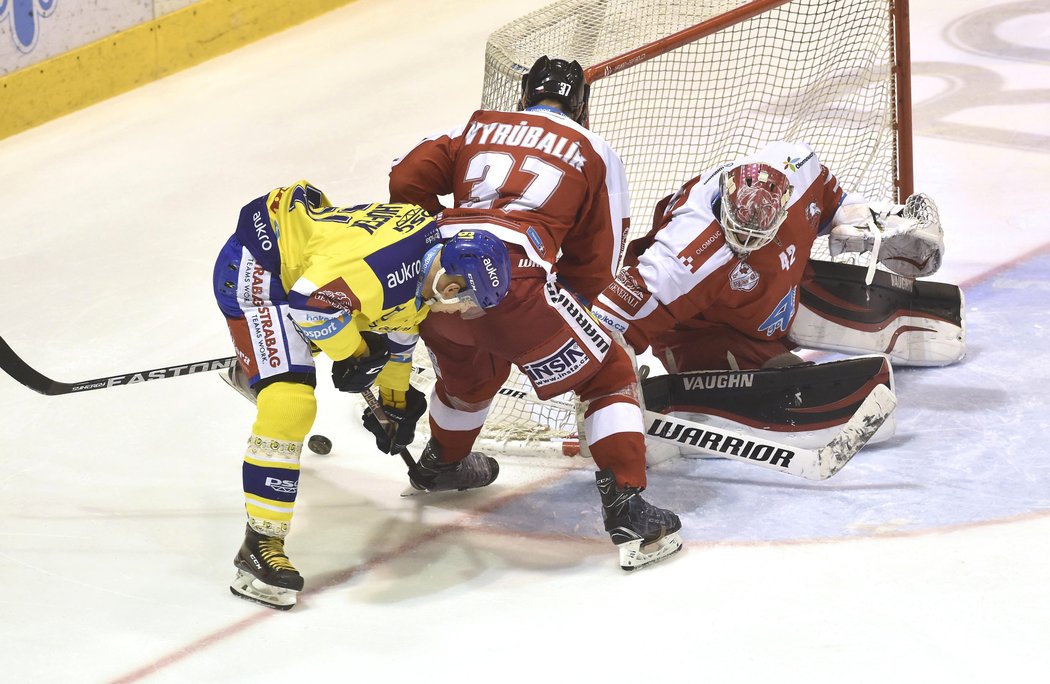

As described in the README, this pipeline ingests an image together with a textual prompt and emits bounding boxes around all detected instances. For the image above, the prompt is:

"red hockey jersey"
[389,107,630,301]
[592,142,854,353]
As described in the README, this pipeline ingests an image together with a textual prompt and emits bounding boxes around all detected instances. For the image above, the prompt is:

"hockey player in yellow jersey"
[213,180,510,610]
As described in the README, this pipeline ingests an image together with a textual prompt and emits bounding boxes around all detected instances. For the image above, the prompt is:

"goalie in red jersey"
[387,55,682,571]
[592,141,956,372]
[592,142,962,452]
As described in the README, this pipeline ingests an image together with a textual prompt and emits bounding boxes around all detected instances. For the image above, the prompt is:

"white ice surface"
[2,1,1049,682]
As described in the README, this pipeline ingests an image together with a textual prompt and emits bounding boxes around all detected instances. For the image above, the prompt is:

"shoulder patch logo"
[805,202,821,231]
[526,226,547,257]
[677,229,723,273]
[782,151,815,172]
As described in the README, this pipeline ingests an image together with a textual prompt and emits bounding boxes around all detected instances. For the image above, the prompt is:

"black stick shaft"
[0,335,235,396]
[360,389,417,471]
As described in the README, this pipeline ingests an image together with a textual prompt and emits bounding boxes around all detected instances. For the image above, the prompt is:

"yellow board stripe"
[0,0,357,141]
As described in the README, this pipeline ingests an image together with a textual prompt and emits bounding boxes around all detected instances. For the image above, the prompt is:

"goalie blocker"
[643,355,895,456]
[789,260,965,367]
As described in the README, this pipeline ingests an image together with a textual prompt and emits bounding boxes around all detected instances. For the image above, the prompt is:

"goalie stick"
[617,329,892,479]
[642,355,895,449]
[642,383,896,480]
[0,335,236,396]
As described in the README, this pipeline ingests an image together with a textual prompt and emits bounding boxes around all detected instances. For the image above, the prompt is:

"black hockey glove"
[331,332,390,393]
[362,385,427,454]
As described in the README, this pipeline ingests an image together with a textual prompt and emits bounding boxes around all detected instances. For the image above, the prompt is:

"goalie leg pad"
[643,355,896,451]
[789,260,965,366]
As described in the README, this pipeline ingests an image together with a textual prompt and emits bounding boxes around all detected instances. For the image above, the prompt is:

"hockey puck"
[307,434,333,455]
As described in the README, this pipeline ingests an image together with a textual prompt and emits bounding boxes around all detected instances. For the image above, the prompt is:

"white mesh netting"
[481,0,908,256]
[411,347,582,457]
[412,0,909,455]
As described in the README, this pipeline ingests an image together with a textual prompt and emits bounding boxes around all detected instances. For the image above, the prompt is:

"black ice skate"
[405,439,499,495]
[595,469,683,571]
[229,524,304,610]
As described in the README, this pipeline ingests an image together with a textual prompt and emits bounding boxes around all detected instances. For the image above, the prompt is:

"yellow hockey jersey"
[235,181,440,389]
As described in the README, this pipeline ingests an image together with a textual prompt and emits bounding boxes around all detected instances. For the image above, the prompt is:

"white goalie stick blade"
[642,384,896,480]
[230,569,298,611]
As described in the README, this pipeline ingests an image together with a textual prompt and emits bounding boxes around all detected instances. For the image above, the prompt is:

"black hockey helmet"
[519,55,591,126]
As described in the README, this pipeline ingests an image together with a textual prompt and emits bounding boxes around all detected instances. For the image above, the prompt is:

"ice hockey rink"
[2,0,1049,681]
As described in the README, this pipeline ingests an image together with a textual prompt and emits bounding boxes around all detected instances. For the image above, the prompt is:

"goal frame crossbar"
[581,0,913,201]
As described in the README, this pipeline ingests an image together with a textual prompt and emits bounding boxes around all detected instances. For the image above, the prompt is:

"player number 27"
[463,152,564,211]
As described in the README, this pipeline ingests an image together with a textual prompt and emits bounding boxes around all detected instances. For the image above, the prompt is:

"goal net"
[410,0,913,457]
[481,0,912,248]
[410,349,583,457]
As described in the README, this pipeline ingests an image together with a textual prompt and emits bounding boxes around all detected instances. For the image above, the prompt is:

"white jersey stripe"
[585,400,645,444]
[428,390,492,431]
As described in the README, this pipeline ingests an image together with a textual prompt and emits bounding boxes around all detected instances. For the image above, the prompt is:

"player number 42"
[779,244,797,270]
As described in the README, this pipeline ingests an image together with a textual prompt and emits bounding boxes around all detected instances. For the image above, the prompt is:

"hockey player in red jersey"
[592,142,960,455]
[386,56,682,571]
[591,141,951,373]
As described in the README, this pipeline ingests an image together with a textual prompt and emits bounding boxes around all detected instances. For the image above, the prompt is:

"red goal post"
[409,0,914,458]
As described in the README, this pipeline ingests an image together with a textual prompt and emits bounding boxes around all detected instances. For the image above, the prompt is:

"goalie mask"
[429,230,511,319]
[519,55,591,126]
[719,163,794,253]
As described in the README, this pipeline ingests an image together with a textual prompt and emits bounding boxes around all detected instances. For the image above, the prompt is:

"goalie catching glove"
[331,331,390,393]
[362,385,427,454]
[829,193,944,277]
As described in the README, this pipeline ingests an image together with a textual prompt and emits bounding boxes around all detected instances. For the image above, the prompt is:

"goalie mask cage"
[410,0,913,457]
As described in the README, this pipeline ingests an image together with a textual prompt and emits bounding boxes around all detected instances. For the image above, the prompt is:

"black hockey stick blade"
[0,335,236,396]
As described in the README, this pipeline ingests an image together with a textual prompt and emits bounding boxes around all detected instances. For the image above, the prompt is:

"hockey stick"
[643,383,896,481]
[359,389,418,473]
[0,335,236,396]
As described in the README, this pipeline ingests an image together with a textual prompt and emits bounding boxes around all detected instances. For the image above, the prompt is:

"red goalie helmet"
[719,163,794,253]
